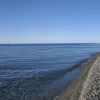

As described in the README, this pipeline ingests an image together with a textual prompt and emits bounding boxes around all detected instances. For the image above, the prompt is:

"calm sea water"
[0,43,100,100]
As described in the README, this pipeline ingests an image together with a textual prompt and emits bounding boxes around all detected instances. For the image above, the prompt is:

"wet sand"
[54,53,100,100]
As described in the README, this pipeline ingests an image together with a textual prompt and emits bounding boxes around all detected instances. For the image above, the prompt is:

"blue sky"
[0,0,100,43]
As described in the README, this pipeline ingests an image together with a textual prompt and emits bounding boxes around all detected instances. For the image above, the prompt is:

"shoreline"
[54,53,100,100]
[0,53,100,100]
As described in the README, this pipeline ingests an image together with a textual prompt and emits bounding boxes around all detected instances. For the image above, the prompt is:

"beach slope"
[54,54,100,100]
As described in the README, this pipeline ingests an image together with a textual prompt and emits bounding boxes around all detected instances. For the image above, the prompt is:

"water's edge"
[0,53,99,100]
[54,53,100,100]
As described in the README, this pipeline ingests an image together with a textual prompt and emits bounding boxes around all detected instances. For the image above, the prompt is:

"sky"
[0,0,100,43]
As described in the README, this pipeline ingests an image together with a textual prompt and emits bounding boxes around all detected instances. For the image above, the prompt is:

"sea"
[0,43,100,100]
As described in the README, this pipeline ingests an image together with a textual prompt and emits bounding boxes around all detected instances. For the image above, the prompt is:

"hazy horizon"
[0,42,100,45]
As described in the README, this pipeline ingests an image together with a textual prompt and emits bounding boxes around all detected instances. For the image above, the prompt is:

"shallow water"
[0,43,100,100]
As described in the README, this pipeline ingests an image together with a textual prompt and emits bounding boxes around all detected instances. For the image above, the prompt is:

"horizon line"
[0,43,99,45]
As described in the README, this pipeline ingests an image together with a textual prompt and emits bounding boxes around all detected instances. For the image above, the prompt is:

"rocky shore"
[79,55,100,100]
[1,54,100,100]
[54,54,100,100]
